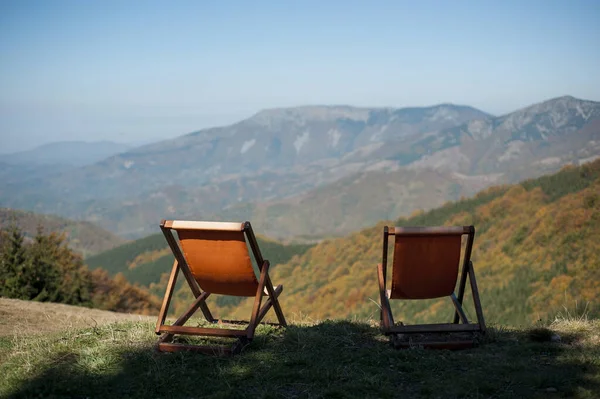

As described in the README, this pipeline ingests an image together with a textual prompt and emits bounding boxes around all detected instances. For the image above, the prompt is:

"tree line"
[0,224,160,315]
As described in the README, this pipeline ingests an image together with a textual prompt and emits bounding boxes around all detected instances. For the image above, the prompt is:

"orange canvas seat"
[377,226,485,349]
[155,220,287,355]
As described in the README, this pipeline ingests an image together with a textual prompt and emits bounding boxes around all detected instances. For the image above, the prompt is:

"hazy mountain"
[0,208,126,257]
[220,96,600,239]
[1,96,598,240]
[2,141,132,167]
[5,104,488,201]
[0,104,489,234]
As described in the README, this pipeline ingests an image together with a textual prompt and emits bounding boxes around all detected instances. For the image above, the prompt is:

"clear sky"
[1,0,599,153]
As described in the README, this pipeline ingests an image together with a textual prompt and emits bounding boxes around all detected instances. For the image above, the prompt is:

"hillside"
[85,231,315,288]
[0,208,126,257]
[207,159,600,327]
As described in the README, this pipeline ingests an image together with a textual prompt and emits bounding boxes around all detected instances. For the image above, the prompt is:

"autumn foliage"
[210,160,600,326]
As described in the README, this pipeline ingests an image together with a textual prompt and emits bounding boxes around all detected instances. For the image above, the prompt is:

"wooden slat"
[215,319,283,327]
[454,228,475,323]
[255,284,283,325]
[160,225,214,321]
[468,261,487,333]
[168,292,211,329]
[169,220,244,231]
[158,325,248,337]
[392,226,470,236]
[388,323,481,334]
[245,222,265,267]
[160,226,202,298]
[155,260,180,334]
[377,262,394,330]
[380,227,390,327]
[247,260,269,339]
[264,277,286,326]
[450,293,469,324]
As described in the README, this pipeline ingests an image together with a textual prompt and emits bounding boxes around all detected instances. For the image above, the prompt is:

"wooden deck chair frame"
[377,225,485,350]
[155,220,287,355]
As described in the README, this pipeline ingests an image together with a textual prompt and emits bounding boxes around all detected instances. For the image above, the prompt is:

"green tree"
[24,226,64,302]
[29,227,92,304]
[0,224,29,298]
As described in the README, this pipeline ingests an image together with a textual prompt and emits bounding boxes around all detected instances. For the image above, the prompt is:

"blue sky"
[1,0,599,153]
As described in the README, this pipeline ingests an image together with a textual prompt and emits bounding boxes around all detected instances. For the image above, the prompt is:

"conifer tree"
[25,226,63,302]
[0,224,29,298]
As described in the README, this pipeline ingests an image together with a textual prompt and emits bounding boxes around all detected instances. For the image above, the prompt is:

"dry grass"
[1,300,599,398]
[0,298,154,337]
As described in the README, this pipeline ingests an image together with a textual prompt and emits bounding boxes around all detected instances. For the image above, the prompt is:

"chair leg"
[264,274,287,326]
[450,293,469,324]
[247,261,269,339]
[256,284,284,325]
[468,261,486,333]
[377,263,394,330]
[155,260,180,334]
[453,258,470,324]
[156,291,211,343]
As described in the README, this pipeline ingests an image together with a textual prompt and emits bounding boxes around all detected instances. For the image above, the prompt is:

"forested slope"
[211,160,600,326]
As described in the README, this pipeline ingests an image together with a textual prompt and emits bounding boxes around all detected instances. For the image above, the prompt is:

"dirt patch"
[0,298,155,337]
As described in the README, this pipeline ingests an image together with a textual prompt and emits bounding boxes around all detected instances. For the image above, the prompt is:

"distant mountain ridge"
[0,208,126,257]
[49,103,489,200]
[0,96,599,240]
[215,96,600,239]
[2,140,132,167]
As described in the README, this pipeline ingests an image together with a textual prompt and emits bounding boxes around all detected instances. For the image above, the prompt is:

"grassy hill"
[85,230,315,288]
[0,299,599,398]
[0,208,126,257]
[204,160,600,327]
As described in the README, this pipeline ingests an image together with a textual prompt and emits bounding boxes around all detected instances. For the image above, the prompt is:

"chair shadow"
[6,320,600,398]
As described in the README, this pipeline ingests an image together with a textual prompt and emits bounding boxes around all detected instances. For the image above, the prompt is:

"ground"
[0,297,153,336]
[0,300,599,398]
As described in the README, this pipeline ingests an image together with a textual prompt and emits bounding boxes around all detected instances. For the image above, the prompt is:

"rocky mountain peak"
[248,105,372,127]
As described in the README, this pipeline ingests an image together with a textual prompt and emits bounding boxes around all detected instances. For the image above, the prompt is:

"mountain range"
[0,96,598,240]
[2,141,132,167]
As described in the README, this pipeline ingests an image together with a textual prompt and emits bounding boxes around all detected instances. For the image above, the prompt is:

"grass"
[0,298,154,337]
[1,313,599,399]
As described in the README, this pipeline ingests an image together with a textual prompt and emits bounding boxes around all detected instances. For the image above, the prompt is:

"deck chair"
[377,225,485,350]
[155,220,287,355]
